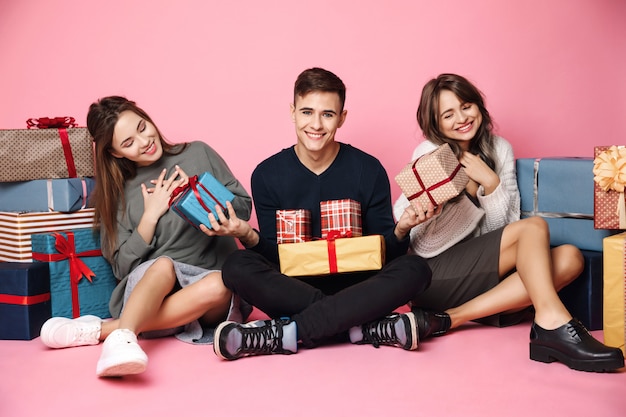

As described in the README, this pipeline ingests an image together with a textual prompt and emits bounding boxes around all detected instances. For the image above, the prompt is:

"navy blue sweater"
[249,143,409,264]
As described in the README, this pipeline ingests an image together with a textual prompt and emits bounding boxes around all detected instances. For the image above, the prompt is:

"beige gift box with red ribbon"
[593,145,626,230]
[602,232,626,354]
[278,234,385,277]
[395,143,468,212]
[0,126,95,182]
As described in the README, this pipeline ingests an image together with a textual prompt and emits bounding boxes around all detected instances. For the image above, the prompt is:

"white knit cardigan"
[393,136,520,258]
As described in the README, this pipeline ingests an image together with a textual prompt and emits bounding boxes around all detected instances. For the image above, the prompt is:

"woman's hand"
[137,165,189,244]
[460,152,500,196]
[394,200,442,240]
[199,201,259,247]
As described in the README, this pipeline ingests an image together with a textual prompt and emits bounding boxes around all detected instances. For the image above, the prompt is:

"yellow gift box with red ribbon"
[593,146,626,229]
[602,232,626,354]
[278,232,385,277]
[31,228,117,319]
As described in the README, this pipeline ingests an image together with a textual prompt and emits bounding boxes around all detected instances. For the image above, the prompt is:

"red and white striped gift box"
[320,199,362,239]
[0,208,95,262]
[276,209,311,244]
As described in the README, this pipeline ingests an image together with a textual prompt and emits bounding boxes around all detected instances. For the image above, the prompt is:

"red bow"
[32,232,101,318]
[325,230,352,274]
[26,117,77,129]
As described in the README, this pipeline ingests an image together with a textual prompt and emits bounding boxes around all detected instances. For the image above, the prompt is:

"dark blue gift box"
[31,228,117,319]
[517,158,618,251]
[0,262,51,340]
[170,172,234,230]
[558,250,603,330]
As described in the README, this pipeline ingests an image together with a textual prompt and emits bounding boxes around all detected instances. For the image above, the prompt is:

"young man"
[202,67,447,360]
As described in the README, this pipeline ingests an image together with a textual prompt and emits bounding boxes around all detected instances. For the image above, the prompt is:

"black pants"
[221,250,432,348]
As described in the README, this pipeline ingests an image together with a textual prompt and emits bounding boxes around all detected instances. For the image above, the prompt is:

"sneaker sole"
[404,312,419,351]
[213,320,236,360]
[97,360,147,377]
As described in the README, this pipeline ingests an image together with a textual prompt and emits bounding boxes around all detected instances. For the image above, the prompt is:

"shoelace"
[361,315,400,349]
[72,324,101,344]
[240,320,285,355]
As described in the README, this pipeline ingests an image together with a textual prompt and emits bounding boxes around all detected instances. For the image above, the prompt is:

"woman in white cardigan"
[394,73,623,372]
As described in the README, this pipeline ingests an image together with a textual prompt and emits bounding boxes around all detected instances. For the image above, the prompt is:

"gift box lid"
[0,262,50,297]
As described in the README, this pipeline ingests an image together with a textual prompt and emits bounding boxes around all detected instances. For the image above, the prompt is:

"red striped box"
[276,209,311,244]
[320,199,362,238]
[0,209,95,262]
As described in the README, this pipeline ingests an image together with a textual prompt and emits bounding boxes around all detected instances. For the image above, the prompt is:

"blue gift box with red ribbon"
[0,262,51,340]
[31,228,117,319]
[170,172,235,230]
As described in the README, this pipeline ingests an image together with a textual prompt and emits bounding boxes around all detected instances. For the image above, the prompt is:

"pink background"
[1,0,625,209]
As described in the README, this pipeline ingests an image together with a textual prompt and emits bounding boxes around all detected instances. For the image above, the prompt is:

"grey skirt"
[412,227,519,327]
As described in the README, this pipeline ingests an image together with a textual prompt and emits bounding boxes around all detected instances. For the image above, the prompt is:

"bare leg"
[100,257,231,339]
[446,217,584,329]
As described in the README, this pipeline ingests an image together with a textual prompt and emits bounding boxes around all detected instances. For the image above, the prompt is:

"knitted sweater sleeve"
[476,137,520,233]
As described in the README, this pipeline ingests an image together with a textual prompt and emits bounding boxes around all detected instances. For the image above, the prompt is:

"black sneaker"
[412,308,451,339]
[349,312,418,350]
[213,318,298,360]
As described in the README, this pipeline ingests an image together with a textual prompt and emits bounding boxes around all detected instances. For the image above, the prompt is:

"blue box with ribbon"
[170,172,234,230]
[31,228,117,319]
[0,262,51,340]
[0,177,95,213]
[517,158,618,251]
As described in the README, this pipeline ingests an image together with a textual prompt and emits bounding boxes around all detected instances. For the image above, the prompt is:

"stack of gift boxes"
[0,119,117,340]
[518,148,626,355]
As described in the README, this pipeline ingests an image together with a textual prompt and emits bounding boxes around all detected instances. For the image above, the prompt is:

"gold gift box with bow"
[278,235,385,277]
[602,232,626,354]
[593,145,626,229]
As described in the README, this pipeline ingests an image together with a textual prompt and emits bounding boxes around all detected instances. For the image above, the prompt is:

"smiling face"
[437,89,483,150]
[110,110,163,166]
[291,90,347,157]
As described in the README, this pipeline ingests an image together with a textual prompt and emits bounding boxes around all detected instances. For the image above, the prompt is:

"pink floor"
[1,309,624,417]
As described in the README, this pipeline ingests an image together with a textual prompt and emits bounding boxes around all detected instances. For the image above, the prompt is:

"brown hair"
[294,67,347,111]
[416,73,496,170]
[87,96,185,257]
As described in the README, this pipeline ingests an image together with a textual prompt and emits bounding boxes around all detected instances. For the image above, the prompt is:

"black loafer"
[529,319,624,372]
[412,308,451,340]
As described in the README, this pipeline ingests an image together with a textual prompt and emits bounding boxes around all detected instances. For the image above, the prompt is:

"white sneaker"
[40,315,102,348]
[96,329,148,377]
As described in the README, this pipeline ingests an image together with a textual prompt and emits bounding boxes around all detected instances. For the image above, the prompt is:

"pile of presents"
[0,118,117,340]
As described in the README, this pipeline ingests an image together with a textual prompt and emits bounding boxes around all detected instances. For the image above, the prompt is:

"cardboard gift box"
[593,146,626,230]
[517,158,617,252]
[31,228,117,319]
[602,233,626,354]
[320,199,362,238]
[170,172,234,230]
[0,262,51,340]
[0,177,95,213]
[278,235,385,277]
[0,127,95,182]
[395,143,468,212]
[0,208,94,262]
[558,250,603,331]
[276,209,312,244]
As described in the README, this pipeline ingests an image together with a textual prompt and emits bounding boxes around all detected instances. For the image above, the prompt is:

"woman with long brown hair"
[40,96,252,377]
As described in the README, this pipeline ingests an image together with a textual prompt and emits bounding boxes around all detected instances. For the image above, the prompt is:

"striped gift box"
[276,209,311,244]
[0,208,94,262]
[320,199,362,238]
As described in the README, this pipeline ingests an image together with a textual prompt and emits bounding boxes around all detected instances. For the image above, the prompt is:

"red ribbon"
[25,117,78,178]
[31,232,101,318]
[407,158,463,207]
[26,117,77,129]
[325,230,352,274]
[0,293,50,305]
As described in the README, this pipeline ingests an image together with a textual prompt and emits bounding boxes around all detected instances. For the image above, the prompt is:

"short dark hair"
[294,67,346,110]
